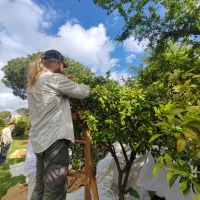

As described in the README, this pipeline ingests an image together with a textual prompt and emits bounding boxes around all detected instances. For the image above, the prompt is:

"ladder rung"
[68,169,85,178]
[74,140,85,144]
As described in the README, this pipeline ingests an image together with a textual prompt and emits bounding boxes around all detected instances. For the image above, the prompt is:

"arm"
[45,74,90,100]
[1,129,6,145]
[0,132,2,144]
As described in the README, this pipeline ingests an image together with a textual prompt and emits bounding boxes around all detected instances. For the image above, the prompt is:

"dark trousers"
[0,143,11,164]
[31,139,70,200]
[0,156,6,164]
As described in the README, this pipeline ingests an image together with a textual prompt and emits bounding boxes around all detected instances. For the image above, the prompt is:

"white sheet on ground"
[24,139,36,176]
[137,152,195,200]
[9,162,25,177]
[67,143,150,200]
[9,141,196,200]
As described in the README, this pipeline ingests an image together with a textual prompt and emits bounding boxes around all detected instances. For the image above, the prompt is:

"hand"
[68,76,73,80]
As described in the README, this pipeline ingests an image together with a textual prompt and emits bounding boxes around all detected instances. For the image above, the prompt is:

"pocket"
[44,164,68,193]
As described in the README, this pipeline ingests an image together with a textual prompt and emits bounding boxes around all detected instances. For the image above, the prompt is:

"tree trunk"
[123,151,135,189]
[118,150,136,200]
[118,171,125,200]
[118,194,125,200]
[107,142,137,200]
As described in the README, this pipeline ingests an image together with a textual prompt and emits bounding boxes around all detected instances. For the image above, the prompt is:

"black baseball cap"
[42,49,68,68]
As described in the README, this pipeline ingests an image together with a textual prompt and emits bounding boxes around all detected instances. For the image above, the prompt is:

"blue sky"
[34,0,147,72]
[0,0,147,112]
[32,0,147,74]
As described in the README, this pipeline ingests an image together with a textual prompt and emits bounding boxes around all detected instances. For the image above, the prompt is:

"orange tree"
[78,77,165,200]
[137,43,200,198]
[152,70,200,197]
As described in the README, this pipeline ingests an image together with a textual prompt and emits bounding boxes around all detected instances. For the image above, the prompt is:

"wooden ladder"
[68,128,99,200]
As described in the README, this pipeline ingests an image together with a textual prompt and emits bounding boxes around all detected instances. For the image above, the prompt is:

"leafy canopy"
[94,0,200,53]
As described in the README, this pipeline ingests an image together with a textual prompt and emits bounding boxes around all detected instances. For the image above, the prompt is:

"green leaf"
[177,159,185,166]
[179,180,188,193]
[165,154,173,166]
[169,174,179,188]
[172,108,185,115]
[183,128,198,140]
[126,187,140,199]
[177,139,186,152]
[192,178,198,184]
[192,75,200,78]
[167,171,174,181]
[149,134,162,142]
[187,120,200,131]
[166,168,188,177]
[183,181,191,196]
[192,196,198,200]
[152,166,160,177]
[195,183,200,193]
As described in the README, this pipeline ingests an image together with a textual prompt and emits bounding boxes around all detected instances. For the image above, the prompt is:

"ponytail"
[27,58,44,88]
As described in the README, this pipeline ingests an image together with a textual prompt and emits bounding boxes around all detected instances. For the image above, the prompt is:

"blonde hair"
[27,58,61,88]
[27,58,44,88]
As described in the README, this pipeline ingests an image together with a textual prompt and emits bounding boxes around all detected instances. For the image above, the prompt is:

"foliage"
[78,78,162,199]
[193,195,200,200]
[154,153,200,196]
[12,116,29,137]
[16,108,29,117]
[2,52,43,100]
[0,138,26,198]
[0,158,25,198]
[0,111,11,134]
[125,187,140,199]
[132,42,200,197]
[93,0,200,53]
[0,111,12,121]
[150,69,200,196]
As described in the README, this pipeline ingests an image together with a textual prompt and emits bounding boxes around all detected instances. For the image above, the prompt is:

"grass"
[0,138,166,200]
[0,138,28,199]
[8,137,28,156]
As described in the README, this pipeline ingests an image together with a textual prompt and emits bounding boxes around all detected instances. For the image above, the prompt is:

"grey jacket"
[27,71,89,153]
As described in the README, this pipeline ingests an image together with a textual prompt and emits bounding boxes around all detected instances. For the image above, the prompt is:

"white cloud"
[110,71,129,85]
[49,23,118,73]
[0,0,119,112]
[123,36,148,53]
[106,9,120,27]
[126,54,136,63]
[0,65,27,113]
[112,16,119,25]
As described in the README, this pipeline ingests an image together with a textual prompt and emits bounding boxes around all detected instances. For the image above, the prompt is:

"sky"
[0,0,148,113]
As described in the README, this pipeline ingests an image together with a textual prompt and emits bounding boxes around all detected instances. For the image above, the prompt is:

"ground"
[0,138,27,198]
[0,138,165,200]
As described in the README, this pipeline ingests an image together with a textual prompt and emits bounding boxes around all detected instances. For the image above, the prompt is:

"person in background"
[0,122,16,164]
[27,49,89,200]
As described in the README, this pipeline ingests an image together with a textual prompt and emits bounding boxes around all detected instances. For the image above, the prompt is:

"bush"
[12,117,29,137]
[0,111,11,135]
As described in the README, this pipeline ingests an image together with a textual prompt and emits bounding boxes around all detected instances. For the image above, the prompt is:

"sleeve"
[45,74,90,100]
[1,129,6,144]
[0,131,2,144]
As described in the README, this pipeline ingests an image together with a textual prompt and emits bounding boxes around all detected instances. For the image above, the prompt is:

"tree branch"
[108,140,122,173]
[163,28,200,39]
[119,141,129,163]
[122,149,136,188]
[100,141,110,149]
